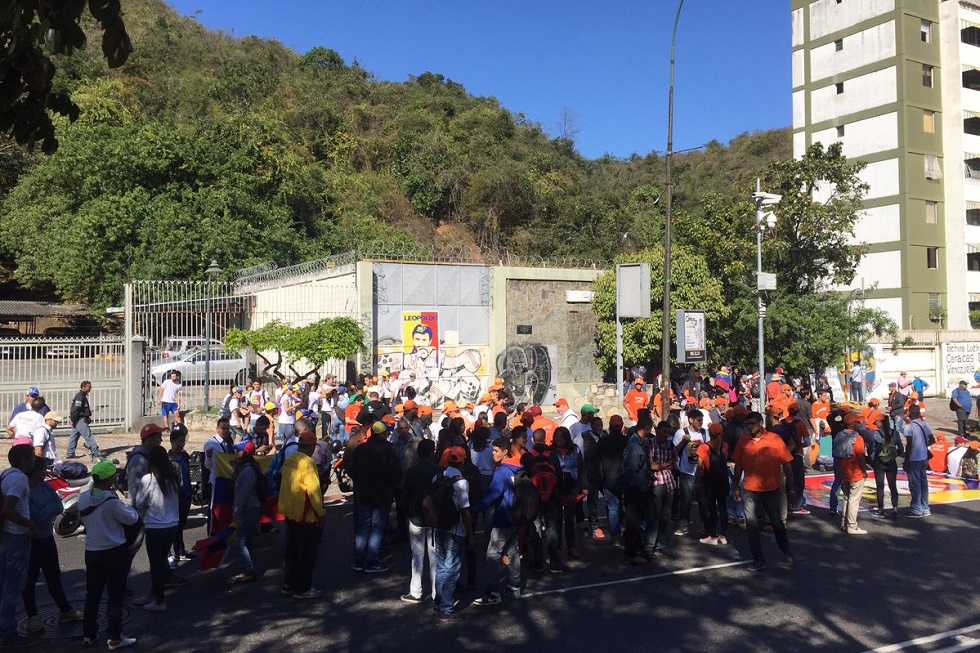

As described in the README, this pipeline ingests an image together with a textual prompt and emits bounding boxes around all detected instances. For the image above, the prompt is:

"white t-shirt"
[8,410,42,438]
[559,412,579,430]
[278,395,298,425]
[0,469,30,534]
[673,426,707,477]
[31,424,56,460]
[160,379,181,404]
[307,390,321,412]
[948,446,968,478]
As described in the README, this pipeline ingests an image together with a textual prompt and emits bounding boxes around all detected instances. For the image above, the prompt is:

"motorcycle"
[46,462,93,537]
[330,441,353,493]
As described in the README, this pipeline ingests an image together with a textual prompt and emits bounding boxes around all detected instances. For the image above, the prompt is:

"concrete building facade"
[792,0,980,330]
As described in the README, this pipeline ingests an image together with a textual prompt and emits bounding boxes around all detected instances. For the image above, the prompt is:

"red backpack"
[527,449,558,505]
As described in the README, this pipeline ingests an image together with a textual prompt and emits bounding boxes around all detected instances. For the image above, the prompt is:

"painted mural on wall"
[496,344,557,407]
[376,342,490,406]
[402,311,440,378]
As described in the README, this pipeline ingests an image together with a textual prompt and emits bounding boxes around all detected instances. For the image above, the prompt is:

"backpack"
[422,474,460,531]
[528,450,558,505]
[961,449,979,479]
[80,496,144,555]
[508,470,541,525]
[950,398,958,412]
[266,441,298,493]
[218,395,234,420]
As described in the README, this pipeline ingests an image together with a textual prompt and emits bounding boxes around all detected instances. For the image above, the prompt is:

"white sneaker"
[717,535,729,545]
[847,527,869,535]
[108,636,137,650]
[698,536,718,545]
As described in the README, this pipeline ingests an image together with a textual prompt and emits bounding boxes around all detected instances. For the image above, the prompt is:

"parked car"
[150,347,247,386]
[0,330,40,360]
[157,337,223,361]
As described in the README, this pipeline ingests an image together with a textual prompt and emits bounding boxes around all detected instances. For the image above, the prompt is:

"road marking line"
[859,623,980,653]
[521,560,750,599]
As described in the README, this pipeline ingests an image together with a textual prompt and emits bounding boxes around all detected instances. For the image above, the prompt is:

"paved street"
[11,408,980,653]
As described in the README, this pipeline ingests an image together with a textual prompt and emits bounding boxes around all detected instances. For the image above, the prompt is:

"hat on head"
[403,400,418,411]
[554,398,569,410]
[868,398,880,407]
[264,401,277,412]
[349,393,364,403]
[337,386,347,394]
[961,380,969,385]
[888,382,896,387]
[409,372,417,378]
[843,412,861,427]
[708,422,723,436]
[235,441,257,454]
[418,405,433,416]
[609,414,624,427]
[781,384,792,391]
[787,402,800,414]
[580,403,598,414]
[955,435,969,445]
[371,421,388,436]
[528,405,542,417]
[464,402,475,410]
[27,386,40,397]
[391,371,399,378]
[44,411,62,423]
[382,370,390,377]
[634,378,644,386]
[91,460,117,482]
[480,393,493,404]
[447,446,467,465]
[442,400,459,413]
[489,377,503,390]
[521,410,535,425]
[233,386,243,394]
[381,414,395,426]
[140,423,165,440]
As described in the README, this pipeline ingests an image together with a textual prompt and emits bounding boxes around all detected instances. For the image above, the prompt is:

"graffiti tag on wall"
[496,344,557,407]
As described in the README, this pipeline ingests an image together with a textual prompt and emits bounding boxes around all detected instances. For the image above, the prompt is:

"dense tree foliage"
[0,0,792,309]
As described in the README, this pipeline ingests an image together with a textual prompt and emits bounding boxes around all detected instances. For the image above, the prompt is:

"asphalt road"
[15,408,980,653]
[28,479,980,653]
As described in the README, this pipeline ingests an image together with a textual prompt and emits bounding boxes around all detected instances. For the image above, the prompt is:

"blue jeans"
[644,484,674,552]
[890,416,905,436]
[829,459,843,513]
[742,489,791,563]
[66,419,101,458]
[236,506,260,574]
[0,532,30,639]
[602,488,622,538]
[907,460,930,515]
[434,531,464,614]
[353,504,390,568]
[330,415,345,442]
[276,423,294,444]
[727,469,745,521]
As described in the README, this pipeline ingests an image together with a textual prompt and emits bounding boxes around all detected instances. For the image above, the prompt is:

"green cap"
[350,393,365,403]
[91,460,117,481]
[580,403,598,414]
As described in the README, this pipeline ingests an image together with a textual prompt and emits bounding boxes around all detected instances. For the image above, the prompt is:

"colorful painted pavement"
[804,471,980,510]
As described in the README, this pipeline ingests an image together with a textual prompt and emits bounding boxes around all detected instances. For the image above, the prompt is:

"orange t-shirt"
[767,395,790,420]
[531,417,558,445]
[696,441,730,473]
[766,381,782,400]
[812,401,830,420]
[344,403,361,434]
[838,432,866,483]
[624,388,648,420]
[733,431,793,493]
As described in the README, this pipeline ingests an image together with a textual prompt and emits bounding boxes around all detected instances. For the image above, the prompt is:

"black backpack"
[509,470,541,525]
[422,474,460,531]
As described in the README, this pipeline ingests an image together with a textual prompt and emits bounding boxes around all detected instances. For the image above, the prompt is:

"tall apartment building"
[792,0,980,330]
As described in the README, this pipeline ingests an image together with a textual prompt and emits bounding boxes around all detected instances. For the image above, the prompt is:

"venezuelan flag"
[210,452,283,536]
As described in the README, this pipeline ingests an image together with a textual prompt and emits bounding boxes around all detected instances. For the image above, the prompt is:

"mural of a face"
[412,325,434,358]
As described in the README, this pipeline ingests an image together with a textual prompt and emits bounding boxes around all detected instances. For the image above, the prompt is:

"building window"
[835,39,843,51]
[926,200,938,224]
[923,64,934,88]
[967,201,980,225]
[925,155,942,179]
[836,125,845,138]
[835,82,844,94]
[923,110,936,133]
[927,247,939,269]
[921,20,932,43]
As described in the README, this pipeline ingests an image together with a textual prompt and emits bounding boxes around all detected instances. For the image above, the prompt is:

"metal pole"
[205,289,211,412]
[616,265,624,409]
[756,179,765,412]
[662,0,685,419]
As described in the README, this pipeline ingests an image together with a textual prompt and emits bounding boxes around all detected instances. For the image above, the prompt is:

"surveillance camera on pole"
[752,191,783,206]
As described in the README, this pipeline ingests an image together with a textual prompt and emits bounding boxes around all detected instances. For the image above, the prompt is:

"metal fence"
[126,281,249,416]
[0,336,126,428]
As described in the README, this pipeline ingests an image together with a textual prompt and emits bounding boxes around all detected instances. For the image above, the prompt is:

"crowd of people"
[0,365,970,646]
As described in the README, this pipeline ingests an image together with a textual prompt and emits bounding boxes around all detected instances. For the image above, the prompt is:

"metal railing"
[0,336,126,428]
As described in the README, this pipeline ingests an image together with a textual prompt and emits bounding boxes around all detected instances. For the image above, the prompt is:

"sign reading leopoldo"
[942,342,980,392]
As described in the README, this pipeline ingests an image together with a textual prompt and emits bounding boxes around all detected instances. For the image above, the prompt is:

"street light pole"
[661,0,685,419]
[752,180,781,412]
[204,259,223,412]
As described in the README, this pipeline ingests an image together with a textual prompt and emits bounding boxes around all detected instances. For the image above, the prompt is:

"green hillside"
[0,0,791,308]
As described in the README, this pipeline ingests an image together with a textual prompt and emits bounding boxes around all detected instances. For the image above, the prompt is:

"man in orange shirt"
[766,373,783,401]
[811,391,831,435]
[733,411,794,571]
[833,415,868,535]
[527,405,558,445]
[623,379,649,423]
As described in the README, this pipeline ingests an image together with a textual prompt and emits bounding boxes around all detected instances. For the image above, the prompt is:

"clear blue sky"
[165,1,791,160]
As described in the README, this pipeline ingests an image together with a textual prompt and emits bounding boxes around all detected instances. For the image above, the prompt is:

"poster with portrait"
[402,311,440,377]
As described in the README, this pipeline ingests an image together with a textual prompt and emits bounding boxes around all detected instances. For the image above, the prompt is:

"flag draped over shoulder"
[715,367,732,392]
[210,452,283,536]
